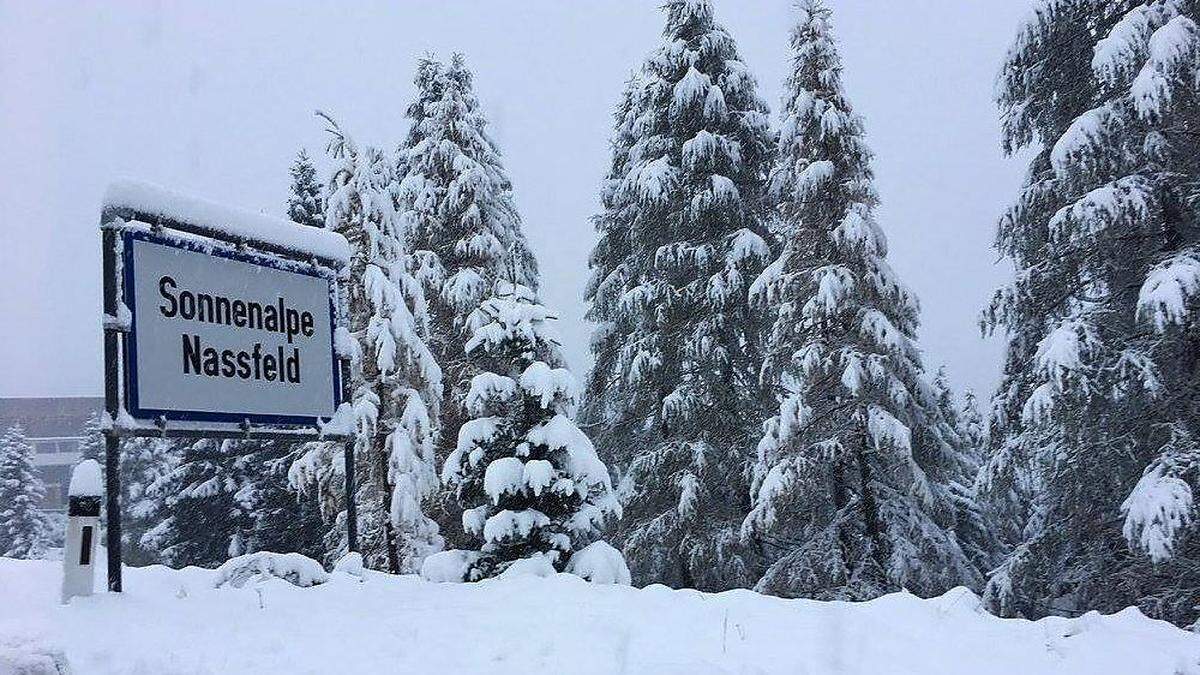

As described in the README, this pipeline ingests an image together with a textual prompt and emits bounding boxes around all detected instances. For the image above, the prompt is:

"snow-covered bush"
[420,549,479,583]
[213,551,329,589]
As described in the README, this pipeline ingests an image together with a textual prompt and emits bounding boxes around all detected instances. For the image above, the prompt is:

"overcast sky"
[0,0,1033,401]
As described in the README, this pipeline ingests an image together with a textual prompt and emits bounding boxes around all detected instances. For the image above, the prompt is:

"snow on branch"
[1122,464,1194,563]
[1092,3,1167,85]
[1050,106,1121,178]
[1138,250,1200,331]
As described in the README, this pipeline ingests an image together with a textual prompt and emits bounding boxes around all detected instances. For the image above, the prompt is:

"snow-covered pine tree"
[121,436,180,566]
[140,439,254,567]
[287,148,325,229]
[395,54,540,549]
[437,282,620,580]
[580,71,645,443]
[932,370,1000,580]
[581,0,775,590]
[0,425,51,559]
[322,112,444,573]
[73,412,183,565]
[959,389,987,455]
[741,0,977,600]
[981,0,1200,627]
[243,445,327,561]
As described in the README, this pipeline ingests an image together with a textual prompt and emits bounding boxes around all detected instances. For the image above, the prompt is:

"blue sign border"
[122,229,342,427]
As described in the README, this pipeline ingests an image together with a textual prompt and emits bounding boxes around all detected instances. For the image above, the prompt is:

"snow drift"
[2,556,1198,674]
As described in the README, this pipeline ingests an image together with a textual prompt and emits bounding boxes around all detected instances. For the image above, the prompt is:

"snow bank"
[0,637,70,675]
[2,557,1198,674]
[212,551,329,589]
[67,459,102,497]
[103,178,351,264]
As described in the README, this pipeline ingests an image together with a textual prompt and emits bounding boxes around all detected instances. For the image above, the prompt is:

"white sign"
[124,234,339,424]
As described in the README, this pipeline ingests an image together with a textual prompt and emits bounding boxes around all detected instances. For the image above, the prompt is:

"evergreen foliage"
[141,439,254,567]
[0,425,51,559]
[321,111,444,573]
[582,0,775,590]
[981,0,1200,627]
[242,442,327,562]
[287,148,326,229]
[439,282,620,580]
[742,0,978,600]
[116,435,183,566]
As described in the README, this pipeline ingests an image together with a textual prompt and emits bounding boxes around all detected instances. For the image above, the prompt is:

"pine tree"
[74,412,183,566]
[287,148,326,229]
[438,282,620,580]
[581,0,775,590]
[121,436,180,566]
[242,442,327,561]
[981,0,1200,627]
[322,111,444,573]
[288,439,352,565]
[395,54,540,549]
[932,371,1000,580]
[141,439,253,567]
[959,389,987,455]
[0,425,51,559]
[741,0,977,600]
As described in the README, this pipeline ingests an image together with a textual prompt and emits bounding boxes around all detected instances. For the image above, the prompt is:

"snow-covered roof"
[102,179,351,265]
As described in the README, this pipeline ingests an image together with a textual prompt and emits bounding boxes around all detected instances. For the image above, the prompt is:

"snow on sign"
[123,231,339,424]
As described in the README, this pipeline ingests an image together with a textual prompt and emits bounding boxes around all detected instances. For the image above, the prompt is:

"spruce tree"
[932,371,1000,579]
[288,439,352,565]
[741,0,977,600]
[0,425,51,559]
[438,282,620,580]
[322,112,444,573]
[582,0,775,590]
[75,412,182,566]
[141,439,253,567]
[242,442,327,562]
[121,436,180,566]
[981,0,1200,627]
[395,54,540,548]
[287,148,326,228]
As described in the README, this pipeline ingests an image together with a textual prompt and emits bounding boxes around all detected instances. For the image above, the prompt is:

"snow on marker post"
[98,179,358,593]
[62,460,102,604]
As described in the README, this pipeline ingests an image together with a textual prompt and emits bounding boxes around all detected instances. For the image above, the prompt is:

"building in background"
[0,397,102,512]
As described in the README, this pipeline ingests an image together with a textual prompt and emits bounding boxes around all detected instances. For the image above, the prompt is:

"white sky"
[0,0,1032,400]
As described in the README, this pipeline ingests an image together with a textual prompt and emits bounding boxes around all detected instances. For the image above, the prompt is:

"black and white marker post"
[62,459,103,604]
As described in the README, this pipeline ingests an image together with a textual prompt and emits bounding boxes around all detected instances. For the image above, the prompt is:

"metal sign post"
[98,181,358,592]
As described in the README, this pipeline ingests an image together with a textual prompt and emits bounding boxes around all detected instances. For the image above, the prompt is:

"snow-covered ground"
[2,556,1198,675]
